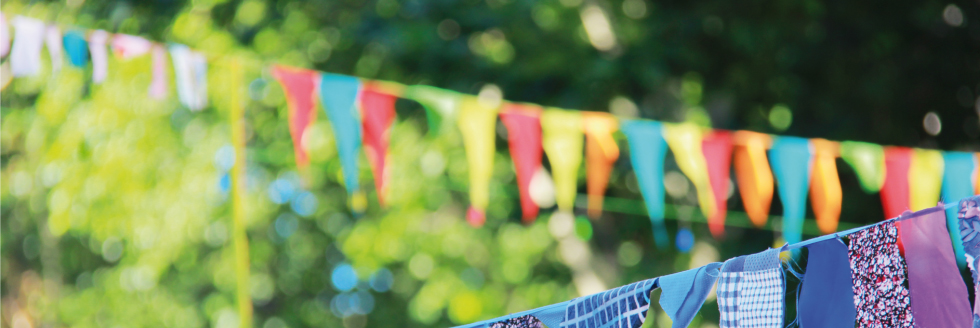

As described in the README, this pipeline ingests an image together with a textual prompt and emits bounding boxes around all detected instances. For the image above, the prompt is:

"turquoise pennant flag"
[943,151,977,269]
[63,31,88,68]
[769,137,813,244]
[622,120,670,248]
[319,73,364,210]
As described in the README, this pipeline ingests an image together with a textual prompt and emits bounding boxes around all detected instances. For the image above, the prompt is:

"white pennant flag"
[170,44,208,110]
[10,16,46,77]
[111,34,152,59]
[148,45,168,99]
[88,29,109,83]
[45,25,63,73]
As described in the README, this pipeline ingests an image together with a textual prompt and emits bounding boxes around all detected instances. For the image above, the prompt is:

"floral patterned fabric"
[847,222,915,328]
[489,315,544,328]
[957,196,980,324]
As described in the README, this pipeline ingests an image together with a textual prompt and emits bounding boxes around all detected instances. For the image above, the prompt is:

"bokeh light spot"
[675,228,695,252]
[331,264,358,292]
[923,111,942,136]
[290,191,317,217]
[574,217,593,240]
[768,104,792,131]
[369,268,394,292]
[617,241,643,267]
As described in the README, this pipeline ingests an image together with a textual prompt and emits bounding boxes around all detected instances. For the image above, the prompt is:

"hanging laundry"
[908,149,943,211]
[111,34,152,59]
[840,141,885,193]
[663,123,716,219]
[541,109,583,213]
[1,12,9,58]
[404,85,459,135]
[63,30,88,68]
[768,137,812,244]
[489,315,544,328]
[271,65,319,168]
[900,208,972,328]
[360,83,397,206]
[456,95,498,226]
[809,139,842,234]
[44,25,62,73]
[581,112,619,219]
[881,147,913,219]
[944,152,978,269]
[319,73,365,212]
[170,44,208,110]
[559,277,658,328]
[716,249,784,328]
[733,131,774,227]
[956,196,980,316]
[621,120,669,248]
[701,130,733,238]
[500,104,544,223]
[847,222,915,328]
[799,238,856,327]
[88,30,110,84]
[148,45,167,99]
[10,16,46,77]
[659,263,723,328]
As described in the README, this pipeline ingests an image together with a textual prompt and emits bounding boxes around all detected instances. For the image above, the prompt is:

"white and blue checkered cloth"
[717,271,741,328]
[716,249,783,328]
[559,278,656,328]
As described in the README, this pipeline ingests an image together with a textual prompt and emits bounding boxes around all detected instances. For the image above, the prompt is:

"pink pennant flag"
[360,84,397,206]
[500,104,544,223]
[10,16,46,77]
[44,25,63,73]
[89,30,110,83]
[148,45,168,99]
[111,34,152,59]
[701,130,733,238]
[271,65,319,168]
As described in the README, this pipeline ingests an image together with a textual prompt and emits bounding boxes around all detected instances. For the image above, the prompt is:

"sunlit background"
[2,0,979,327]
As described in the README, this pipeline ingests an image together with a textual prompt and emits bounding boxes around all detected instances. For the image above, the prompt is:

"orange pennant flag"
[809,139,842,234]
[582,112,620,219]
[733,131,774,227]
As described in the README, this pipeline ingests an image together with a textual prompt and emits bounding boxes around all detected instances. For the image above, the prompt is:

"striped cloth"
[559,278,657,328]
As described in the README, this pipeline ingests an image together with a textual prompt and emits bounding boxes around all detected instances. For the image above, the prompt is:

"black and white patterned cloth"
[558,278,657,328]
[489,315,544,328]
[716,249,784,328]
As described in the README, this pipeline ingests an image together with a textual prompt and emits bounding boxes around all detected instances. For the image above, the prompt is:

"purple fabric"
[900,208,972,328]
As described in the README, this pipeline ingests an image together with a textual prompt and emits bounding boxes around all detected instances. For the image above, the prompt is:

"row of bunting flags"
[5,15,980,255]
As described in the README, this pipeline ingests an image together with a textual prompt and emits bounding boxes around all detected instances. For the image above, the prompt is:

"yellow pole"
[229,56,253,328]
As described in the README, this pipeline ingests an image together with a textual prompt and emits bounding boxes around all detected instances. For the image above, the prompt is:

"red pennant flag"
[500,104,543,223]
[881,147,912,220]
[271,65,319,168]
[360,84,397,206]
[702,131,733,238]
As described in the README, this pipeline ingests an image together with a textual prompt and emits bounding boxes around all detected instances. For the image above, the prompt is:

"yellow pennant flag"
[663,123,716,219]
[456,96,500,226]
[909,149,944,211]
[541,109,584,212]
[809,139,842,234]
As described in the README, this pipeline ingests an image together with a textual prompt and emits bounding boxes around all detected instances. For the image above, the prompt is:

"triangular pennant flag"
[111,34,152,59]
[582,112,620,219]
[663,123,716,219]
[44,25,62,73]
[360,83,397,206]
[909,149,944,211]
[768,136,813,244]
[271,65,319,168]
[944,152,978,269]
[404,85,459,135]
[541,109,583,213]
[63,30,88,68]
[840,141,885,193]
[810,139,842,234]
[881,146,913,219]
[701,130,733,238]
[499,104,544,223]
[456,95,499,226]
[88,30,110,84]
[148,45,167,99]
[733,131,774,227]
[621,120,670,248]
[319,73,365,212]
[10,16,46,77]
[1,12,9,58]
[170,44,208,110]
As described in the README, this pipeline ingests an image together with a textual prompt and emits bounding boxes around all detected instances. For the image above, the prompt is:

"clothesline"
[453,198,967,328]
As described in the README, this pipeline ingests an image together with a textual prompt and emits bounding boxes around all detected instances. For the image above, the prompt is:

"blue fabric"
[943,152,976,269]
[318,74,363,195]
[621,120,670,248]
[559,278,658,328]
[768,137,813,244]
[659,262,723,328]
[63,31,88,68]
[800,238,856,327]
